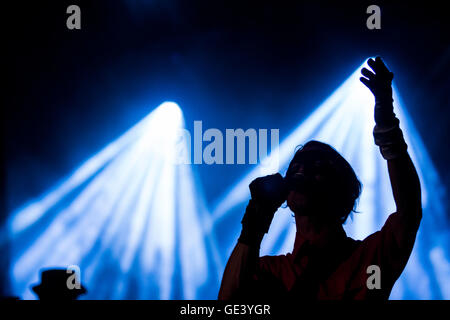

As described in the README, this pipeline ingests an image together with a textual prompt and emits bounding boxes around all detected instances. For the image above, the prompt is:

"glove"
[248,173,287,211]
[360,56,396,128]
[238,173,288,247]
[360,57,408,160]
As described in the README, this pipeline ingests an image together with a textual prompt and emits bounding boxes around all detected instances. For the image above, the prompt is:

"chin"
[287,191,308,212]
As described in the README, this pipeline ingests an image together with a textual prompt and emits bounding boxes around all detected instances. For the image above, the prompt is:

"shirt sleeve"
[359,210,421,293]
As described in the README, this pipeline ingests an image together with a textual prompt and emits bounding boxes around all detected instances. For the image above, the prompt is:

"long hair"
[286,140,362,224]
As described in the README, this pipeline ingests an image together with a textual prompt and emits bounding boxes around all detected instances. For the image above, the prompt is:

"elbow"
[397,187,422,224]
[414,183,423,222]
[218,286,239,301]
[218,292,227,301]
[416,206,423,223]
[411,206,422,225]
[404,183,423,222]
[397,201,422,225]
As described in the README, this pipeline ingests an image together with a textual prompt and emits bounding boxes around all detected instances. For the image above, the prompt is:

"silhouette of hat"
[32,268,87,299]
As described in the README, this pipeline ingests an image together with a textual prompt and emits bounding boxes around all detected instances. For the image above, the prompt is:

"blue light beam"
[4,102,221,300]
[211,61,450,299]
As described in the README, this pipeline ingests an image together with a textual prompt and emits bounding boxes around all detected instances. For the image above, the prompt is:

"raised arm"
[218,173,287,300]
[361,57,422,244]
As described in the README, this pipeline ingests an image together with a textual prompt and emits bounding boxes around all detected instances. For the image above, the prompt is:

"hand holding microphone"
[238,173,288,247]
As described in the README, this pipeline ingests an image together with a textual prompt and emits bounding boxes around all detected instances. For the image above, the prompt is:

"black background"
[3,0,449,296]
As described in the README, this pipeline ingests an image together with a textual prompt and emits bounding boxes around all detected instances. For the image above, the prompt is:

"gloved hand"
[238,173,288,247]
[249,173,287,211]
[361,57,407,160]
[360,56,396,128]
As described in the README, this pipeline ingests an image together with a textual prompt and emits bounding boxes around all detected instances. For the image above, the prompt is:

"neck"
[293,213,344,256]
[294,214,339,240]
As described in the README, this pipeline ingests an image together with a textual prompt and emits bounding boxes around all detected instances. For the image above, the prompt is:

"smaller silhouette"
[32,268,87,300]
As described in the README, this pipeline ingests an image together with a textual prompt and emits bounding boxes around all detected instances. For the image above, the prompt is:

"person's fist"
[239,173,287,244]
[249,173,287,210]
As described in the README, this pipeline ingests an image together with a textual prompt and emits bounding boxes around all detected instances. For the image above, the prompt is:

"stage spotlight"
[4,102,220,300]
[211,61,450,299]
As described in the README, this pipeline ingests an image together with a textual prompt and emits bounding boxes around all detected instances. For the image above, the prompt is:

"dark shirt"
[248,210,420,300]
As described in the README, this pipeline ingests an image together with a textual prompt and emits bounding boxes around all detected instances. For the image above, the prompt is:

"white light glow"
[211,61,450,299]
[5,101,220,300]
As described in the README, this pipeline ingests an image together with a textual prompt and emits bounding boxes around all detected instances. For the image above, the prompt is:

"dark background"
[3,0,449,295]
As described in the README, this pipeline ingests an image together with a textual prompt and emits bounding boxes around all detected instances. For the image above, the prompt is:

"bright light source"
[211,61,450,299]
[4,102,220,300]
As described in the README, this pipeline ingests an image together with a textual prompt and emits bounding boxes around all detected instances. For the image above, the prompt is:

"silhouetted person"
[218,57,422,300]
[32,268,87,300]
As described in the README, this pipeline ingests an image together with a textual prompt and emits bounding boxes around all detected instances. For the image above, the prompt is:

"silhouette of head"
[32,268,87,300]
[285,141,361,225]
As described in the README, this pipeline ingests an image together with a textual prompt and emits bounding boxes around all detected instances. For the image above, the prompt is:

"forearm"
[218,202,265,300]
[218,174,285,300]
[218,242,260,300]
[372,110,422,220]
[387,152,422,219]
[373,104,422,251]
